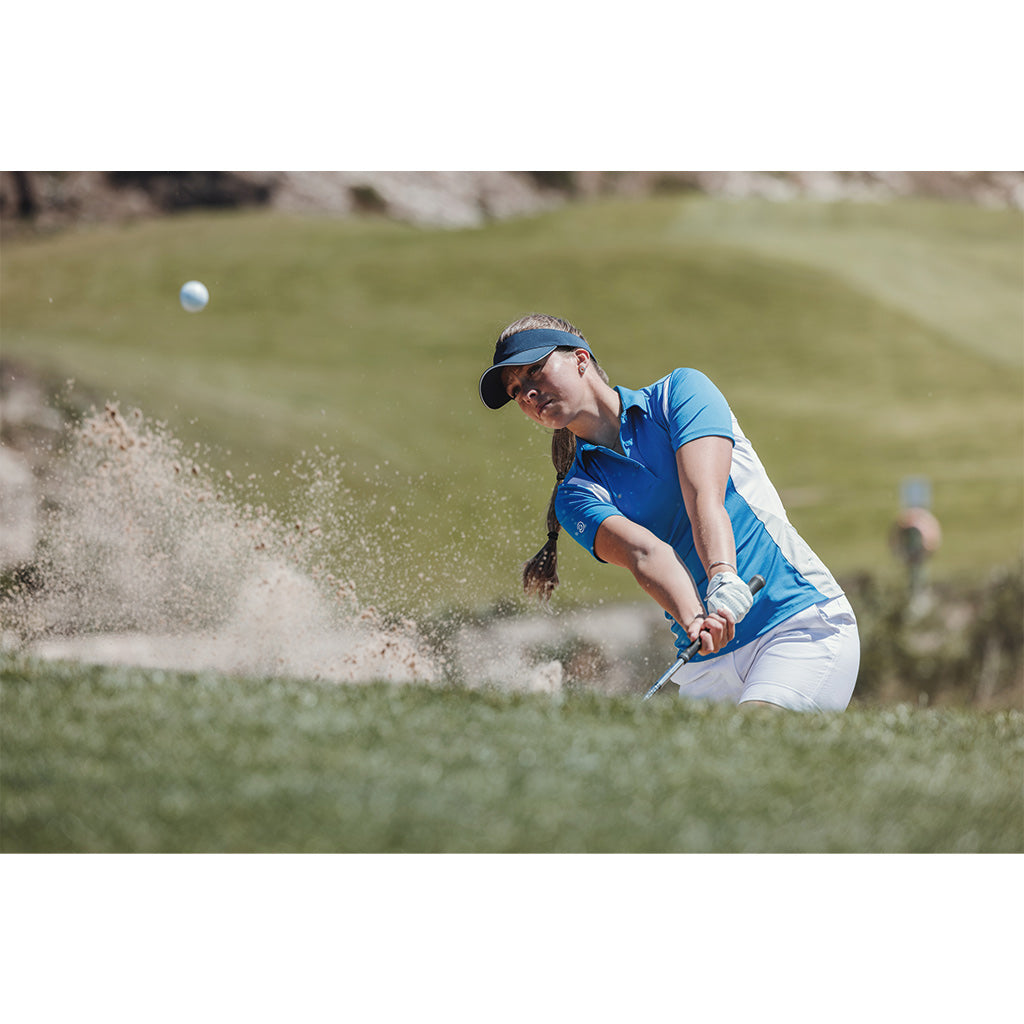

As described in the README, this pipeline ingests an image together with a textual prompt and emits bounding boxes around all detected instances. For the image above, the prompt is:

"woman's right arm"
[593,514,735,654]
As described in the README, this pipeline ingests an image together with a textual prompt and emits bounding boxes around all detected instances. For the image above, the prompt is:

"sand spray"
[2,398,669,692]
[2,402,438,684]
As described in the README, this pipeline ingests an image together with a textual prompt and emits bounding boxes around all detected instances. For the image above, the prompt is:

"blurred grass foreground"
[2,658,1021,853]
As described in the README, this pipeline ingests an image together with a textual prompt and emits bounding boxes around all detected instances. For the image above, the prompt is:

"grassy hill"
[2,195,1021,618]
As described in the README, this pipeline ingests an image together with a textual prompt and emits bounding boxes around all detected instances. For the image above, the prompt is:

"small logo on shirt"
[576,521,585,534]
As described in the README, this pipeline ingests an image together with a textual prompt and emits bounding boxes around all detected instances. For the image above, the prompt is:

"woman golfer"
[478,313,859,711]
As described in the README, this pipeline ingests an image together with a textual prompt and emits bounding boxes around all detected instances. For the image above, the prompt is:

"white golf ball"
[179,280,209,313]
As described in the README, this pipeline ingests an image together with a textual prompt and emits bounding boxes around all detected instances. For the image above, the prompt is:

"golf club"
[641,574,766,701]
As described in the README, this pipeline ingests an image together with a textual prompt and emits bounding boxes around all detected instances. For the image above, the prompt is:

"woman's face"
[501,349,587,429]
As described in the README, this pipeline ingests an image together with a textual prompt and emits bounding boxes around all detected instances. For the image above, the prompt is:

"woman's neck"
[569,381,622,450]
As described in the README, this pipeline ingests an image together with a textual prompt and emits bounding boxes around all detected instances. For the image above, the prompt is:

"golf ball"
[179,280,209,313]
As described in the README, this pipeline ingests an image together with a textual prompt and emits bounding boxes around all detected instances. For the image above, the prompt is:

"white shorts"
[670,595,860,712]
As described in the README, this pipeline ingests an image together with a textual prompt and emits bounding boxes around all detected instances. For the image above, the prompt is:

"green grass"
[2,196,1021,617]
[2,656,1021,853]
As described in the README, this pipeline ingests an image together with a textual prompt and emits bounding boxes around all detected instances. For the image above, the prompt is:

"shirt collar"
[615,384,652,417]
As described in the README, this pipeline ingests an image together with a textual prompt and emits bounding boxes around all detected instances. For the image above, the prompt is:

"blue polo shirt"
[554,368,843,660]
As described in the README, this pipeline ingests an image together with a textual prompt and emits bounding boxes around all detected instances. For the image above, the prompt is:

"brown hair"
[498,314,610,601]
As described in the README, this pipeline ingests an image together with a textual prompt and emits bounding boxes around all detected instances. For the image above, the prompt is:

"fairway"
[2,196,1021,620]
[2,657,1021,853]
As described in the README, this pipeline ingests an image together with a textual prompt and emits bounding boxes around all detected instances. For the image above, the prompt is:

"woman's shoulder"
[664,366,715,385]
[633,367,716,391]
[632,368,723,408]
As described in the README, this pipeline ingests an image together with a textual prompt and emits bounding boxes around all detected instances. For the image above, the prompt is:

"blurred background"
[2,170,1021,705]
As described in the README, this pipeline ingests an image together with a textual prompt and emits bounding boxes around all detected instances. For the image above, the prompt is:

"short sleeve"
[662,368,734,450]
[554,475,622,563]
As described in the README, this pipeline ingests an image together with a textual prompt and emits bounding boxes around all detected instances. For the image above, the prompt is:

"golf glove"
[705,571,753,624]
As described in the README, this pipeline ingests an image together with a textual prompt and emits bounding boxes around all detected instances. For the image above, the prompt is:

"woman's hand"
[687,609,736,654]
[705,571,754,623]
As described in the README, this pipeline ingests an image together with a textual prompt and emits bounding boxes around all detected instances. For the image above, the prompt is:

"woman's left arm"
[677,435,754,623]
[676,435,736,576]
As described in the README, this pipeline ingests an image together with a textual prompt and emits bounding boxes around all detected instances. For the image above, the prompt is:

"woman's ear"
[575,348,590,375]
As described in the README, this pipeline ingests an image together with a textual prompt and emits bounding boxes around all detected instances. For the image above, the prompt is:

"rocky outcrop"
[3,170,1022,234]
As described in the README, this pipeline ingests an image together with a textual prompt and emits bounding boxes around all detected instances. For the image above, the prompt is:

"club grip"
[686,573,766,658]
[641,573,767,700]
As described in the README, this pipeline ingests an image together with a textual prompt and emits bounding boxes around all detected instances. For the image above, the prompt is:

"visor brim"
[478,344,561,410]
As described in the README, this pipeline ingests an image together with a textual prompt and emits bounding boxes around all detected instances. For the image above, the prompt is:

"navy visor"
[478,328,592,409]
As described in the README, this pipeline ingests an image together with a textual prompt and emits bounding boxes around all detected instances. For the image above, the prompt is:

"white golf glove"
[705,571,753,624]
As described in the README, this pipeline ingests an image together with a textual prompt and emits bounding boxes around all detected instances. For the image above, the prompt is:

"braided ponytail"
[522,428,577,600]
